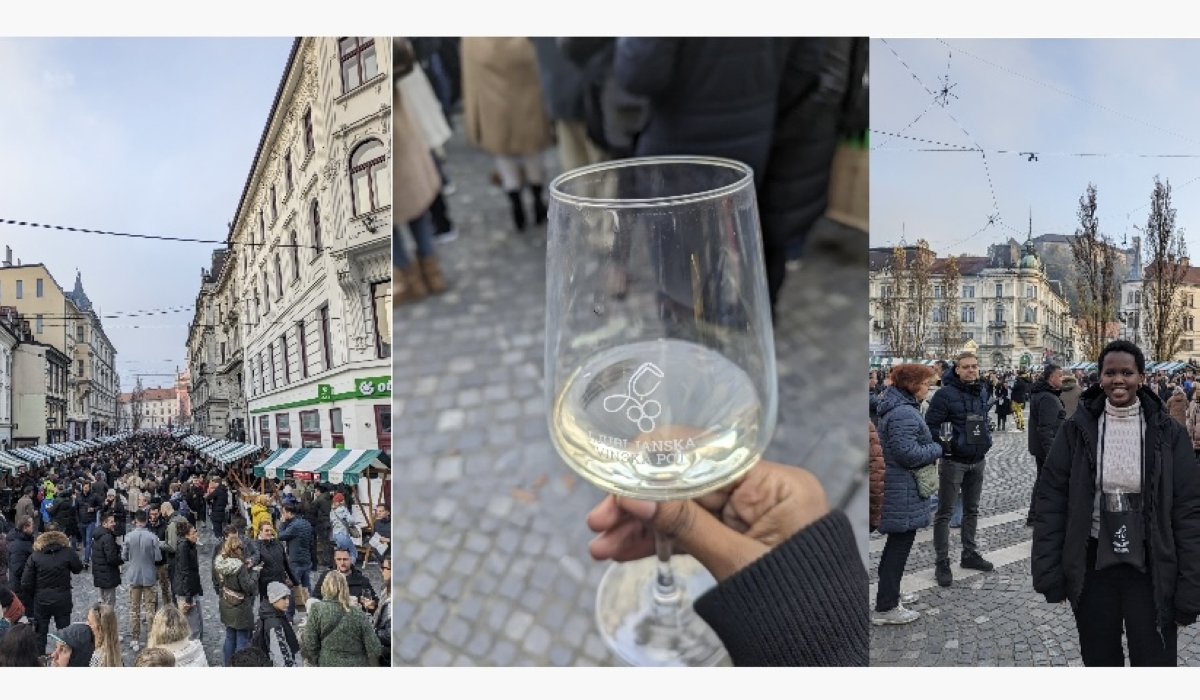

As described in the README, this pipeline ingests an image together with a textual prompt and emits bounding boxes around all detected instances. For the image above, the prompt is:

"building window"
[299,409,321,448]
[276,413,291,448]
[259,354,266,394]
[36,279,43,298]
[303,107,314,156]
[1191,293,1196,308]
[338,37,378,93]
[290,231,300,280]
[270,185,278,221]
[1187,339,1196,352]
[329,407,344,447]
[220,342,226,365]
[297,320,309,378]
[320,305,332,371]
[962,306,975,323]
[263,272,271,312]
[268,342,277,389]
[879,285,890,298]
[77,360,83,376]
[35,315,42,334]
[259,210,265,246]
[77,326,84,342]
[995,283,1003,297]
[995,307,1004,323]
[284,150,294,193]
[16,280,22,299]
[274,255,283,297]
[371,282,391,359]
[963,285,975,298]
[1188,315,1196,332]
[281,332,290,384]
[994,333,1003,346]
[310,200,322,258]
[259,415,271,450]
[349,139,387,216]
[933,285,944,298]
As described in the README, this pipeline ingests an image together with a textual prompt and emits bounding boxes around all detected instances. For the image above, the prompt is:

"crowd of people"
[0,434,391,667]
[393,36,868,319]
[869,341,1200,667]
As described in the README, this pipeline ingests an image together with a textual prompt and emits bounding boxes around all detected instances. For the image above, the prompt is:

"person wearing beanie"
[1168,385,1189,426]
[250,580,302,667]
[1059,373,1082,421]
[48,623,94,667]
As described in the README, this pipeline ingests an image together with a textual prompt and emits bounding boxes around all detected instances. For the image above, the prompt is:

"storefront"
[248,374,390,454]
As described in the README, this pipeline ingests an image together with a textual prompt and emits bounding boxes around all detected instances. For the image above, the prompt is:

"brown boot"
[394,265,427,306]
[419,256,447,294]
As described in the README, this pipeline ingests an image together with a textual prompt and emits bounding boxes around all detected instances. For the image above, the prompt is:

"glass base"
[594,554,727,667]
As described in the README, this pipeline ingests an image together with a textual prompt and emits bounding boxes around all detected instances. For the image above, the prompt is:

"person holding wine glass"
[924,350,995,588]
[1031,340,1200,666]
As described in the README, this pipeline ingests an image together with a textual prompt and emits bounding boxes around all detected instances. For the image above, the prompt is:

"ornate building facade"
[187,37,392,451]
[869,236,1077,368]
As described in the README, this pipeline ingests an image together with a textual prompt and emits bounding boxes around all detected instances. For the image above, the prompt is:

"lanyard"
[1098,407,1145,495]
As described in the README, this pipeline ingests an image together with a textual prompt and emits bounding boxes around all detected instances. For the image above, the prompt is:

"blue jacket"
[877,385,943,534]
[277,515,314,568]
[925,369,993,464]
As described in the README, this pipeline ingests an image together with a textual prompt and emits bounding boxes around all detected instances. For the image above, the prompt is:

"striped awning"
[9,448,48,465]
[0,451,29,475]
[219,443,263,465]
[253,448,388,485]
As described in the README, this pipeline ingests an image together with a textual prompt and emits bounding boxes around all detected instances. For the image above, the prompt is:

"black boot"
[507,190,527,232]
[529,184,548,225]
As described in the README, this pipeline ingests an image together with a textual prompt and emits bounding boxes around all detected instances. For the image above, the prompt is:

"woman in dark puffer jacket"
[873,363,943,627]
[1032,340,1200,666]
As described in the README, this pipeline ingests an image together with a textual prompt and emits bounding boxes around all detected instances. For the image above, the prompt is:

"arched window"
[291,231,300,280]
[310,200,322,257]
[349,139,387,216]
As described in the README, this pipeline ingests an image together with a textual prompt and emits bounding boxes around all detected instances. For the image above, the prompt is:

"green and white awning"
[219,443,263,465]
[253,448,388,485]
[9,448,48,465]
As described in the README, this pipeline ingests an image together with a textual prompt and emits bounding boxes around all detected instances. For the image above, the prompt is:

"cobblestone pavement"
[868,428,1200,666]
[53,525,382,667]
[393,123,869,666]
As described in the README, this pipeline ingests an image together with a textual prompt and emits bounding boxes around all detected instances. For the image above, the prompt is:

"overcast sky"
[0,38,293,392]
[871,39,1200,259]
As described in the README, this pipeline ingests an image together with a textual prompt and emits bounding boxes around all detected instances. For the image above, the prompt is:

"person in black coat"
[253,522,295,601]
[1032,340,1200,667]
[1026,365,1066,526]
[206,478,229,538]
[21,527,83,653]
[91,513,122,608]
[101,490,126,542]
[587,458,866,666]
[47,490,79,552]
[172,521,205,641]
[1011,372,1032,431]
[6,519,34,607]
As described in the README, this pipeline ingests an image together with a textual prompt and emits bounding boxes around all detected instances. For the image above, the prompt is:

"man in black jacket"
[7,517,34,607]
[925,350,995,587]
[313,548,377,613]
[91,512,122,608]
[22,526,83,653]
[1027,365,1066,526]
[312,485,332,571]
[206,477,229,541]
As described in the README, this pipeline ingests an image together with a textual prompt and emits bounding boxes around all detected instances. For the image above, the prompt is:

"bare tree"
[877,245,909,356]
[1068,183,1122,361]
[1141,176,1189,361]
[900,239,936,358]
[939,255,963,358]
[130,377,145,432]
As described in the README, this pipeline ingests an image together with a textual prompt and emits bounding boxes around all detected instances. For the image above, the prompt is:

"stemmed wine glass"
[940,422,953,443]
[544,157,778,667]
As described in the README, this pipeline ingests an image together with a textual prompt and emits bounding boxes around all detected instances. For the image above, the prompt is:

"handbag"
[220,586,245,607]
[913,463,939,499]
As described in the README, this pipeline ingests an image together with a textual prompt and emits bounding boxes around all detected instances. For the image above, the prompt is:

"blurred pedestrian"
[461,37,554,232]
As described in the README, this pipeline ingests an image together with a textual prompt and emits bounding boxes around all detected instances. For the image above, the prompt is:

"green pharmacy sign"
[355,376,392,398]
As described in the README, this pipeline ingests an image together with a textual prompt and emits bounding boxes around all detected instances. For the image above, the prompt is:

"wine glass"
[544,156,778,666]
[940,422,953,443]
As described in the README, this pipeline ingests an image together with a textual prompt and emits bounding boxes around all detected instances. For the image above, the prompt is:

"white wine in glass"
[545,156,777,666]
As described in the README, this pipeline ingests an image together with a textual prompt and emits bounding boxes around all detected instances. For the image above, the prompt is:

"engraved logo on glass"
[602,362,664,433]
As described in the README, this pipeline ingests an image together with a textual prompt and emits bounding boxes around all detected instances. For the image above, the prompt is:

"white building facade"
[0,309,19,446]
[869,238,1076,368]
[233,37,392,454]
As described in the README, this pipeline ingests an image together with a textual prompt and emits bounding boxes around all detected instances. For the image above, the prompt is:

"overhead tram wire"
[0,218,320,249]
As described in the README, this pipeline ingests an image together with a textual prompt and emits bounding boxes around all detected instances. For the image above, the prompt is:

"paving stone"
[504,610,535,641]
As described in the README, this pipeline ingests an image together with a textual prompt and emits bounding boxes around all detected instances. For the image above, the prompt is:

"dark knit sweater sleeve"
[693,510,867,666]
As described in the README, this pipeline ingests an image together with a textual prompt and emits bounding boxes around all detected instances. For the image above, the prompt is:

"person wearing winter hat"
[251,581,302,667]
[48,623,94,667]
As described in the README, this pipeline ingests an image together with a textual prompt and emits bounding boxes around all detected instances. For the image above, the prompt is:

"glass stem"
[653,531,681,604]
